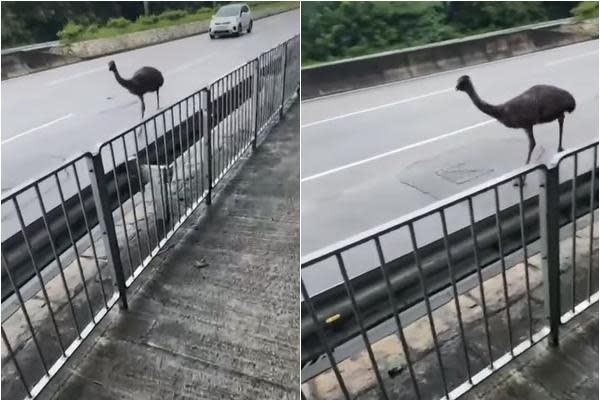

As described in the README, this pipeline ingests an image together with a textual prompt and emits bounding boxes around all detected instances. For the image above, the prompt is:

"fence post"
[86,152,128,310]
[204,89,213,206]
[279,41,288,119]
[538,164,561,346]
[253,57,260,150]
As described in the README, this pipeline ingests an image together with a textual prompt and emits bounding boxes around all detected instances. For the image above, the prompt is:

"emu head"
[456,75,472,92]
[108,60,116,72]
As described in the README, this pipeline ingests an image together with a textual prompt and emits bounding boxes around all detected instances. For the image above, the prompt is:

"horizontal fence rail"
[1,34,299,400]
[301,141,598,400]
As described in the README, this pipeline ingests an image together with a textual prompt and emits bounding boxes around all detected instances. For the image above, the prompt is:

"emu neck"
[112,68,133,91]
[465,85,501,120]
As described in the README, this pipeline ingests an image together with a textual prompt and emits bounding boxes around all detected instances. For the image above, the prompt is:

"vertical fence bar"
[55,172,95,322]
[205,89,213,205]
[408,223,449,399]
[131,131,153,255]
[217,79,223,178]
[87,153,128,309]
[108,144,135,278]
[439,209,473,383]
[121,137,145,265]
[227,73,233,168]
[185,98,194,204]
[253,58,259,150]
[33,183,82,337]
[467,197,494,367]
[233,71,238,163]
[191,95,200,201]
[2,253,50,375]
[570,154,578,312]
[374,237,421,399]
[13,198,66,355]
[2,326,31,398]
[336,252,389,399]
[153,117,171,235]
[518,174,534,342]
[587,147,597,300]
[73,163,109,307]
[493,186,515,355]
[177,103,189,210]
[280,41,288,118]
[168,108,181,222]
[141,122,162,247]
[538,165,560,346]
[160,112,176,232]
[301,281,350,399]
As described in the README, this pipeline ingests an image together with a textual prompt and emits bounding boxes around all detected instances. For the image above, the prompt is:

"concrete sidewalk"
[40,102,300,399]
[461,305,598,400]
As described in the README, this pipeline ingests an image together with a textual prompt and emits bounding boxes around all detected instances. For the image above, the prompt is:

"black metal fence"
[301,141,598,400]
[1,34,299,400]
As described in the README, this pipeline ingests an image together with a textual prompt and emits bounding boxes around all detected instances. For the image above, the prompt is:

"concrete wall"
[1,5,298,80]
[302,19,599,99]
[66,4,297,59]
[1,48,80,80]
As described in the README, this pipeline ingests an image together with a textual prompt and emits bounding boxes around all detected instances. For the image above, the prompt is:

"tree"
[301,1,579,65]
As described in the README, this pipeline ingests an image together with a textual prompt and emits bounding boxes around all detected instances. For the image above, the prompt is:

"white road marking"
[545,50,599,66]
[301,119,495,183]
[1,114,74,145]
[46,67,106,86]
[301,87,453,128]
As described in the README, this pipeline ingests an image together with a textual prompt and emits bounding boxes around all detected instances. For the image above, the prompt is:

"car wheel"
[247,20,253,33]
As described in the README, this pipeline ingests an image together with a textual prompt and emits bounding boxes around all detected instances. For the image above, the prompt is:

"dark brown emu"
[456,75,576,169]
[108,60,164,118]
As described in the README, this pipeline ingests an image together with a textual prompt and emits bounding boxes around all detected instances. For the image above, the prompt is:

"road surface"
[301,40,599,295]
[1,9,299,195]
[0,10,299,240]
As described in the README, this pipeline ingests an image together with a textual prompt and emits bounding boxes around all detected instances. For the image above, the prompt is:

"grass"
[58,1,298,44]
[571,1,599,21]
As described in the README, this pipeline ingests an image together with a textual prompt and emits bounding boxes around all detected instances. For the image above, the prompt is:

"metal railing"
[301,141,598,400]
[1,34,299,400]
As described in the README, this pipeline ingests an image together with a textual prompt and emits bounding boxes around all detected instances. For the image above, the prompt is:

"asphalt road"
[1,10,298,192]
[0,9,299,239]
[301,40,599,295]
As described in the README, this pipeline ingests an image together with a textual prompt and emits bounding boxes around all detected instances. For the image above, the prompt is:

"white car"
[209,3,253,39]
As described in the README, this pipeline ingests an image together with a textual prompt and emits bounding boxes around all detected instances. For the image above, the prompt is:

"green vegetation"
[302,1,583,66]
[55,1,294,44]
[571,1,599,20]
[1,1,297,48]
[56,7,214,44]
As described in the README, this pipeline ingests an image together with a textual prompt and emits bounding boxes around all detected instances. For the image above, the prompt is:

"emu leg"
[140,95,145,118]
[514,127,535,187]
[558,115,564,152]
[156,89,160,109]
[525,127,536,164]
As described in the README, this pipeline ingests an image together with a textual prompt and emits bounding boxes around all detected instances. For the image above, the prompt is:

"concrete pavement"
[461,306,598,399]
[33,101,299,400]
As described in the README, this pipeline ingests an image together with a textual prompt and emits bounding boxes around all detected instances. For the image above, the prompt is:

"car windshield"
[215,5,240,17]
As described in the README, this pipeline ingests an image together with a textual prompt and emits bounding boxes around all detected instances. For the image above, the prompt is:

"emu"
[456,75,576,173]
[108,60,164,118]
